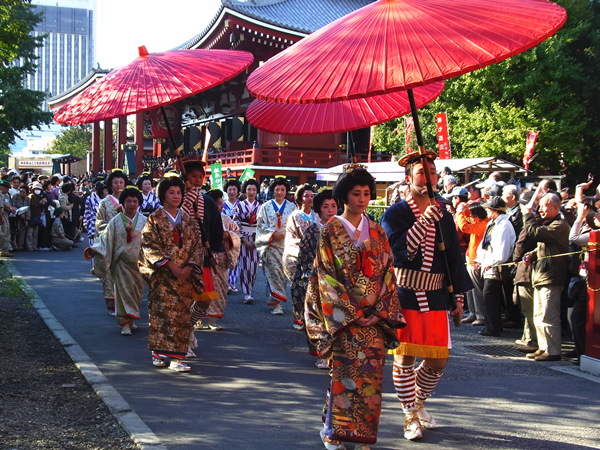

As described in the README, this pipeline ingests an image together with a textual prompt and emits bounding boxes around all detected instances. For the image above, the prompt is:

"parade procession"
[3,0,600,449]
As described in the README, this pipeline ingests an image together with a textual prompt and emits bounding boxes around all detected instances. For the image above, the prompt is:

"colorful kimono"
[140,191,161,216]
[283,209,314,281]
[305,216,405,445]
[90,212,147,326]
[381,195,471,358]
[94,195,121,311]
[233,199,262,297]
[255,199,296,304]
[223,198,240,287]
[206,213,241,319]
[139,208,205,357]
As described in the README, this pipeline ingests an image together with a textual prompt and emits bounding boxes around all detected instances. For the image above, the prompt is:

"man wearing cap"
[442,175,458,196]
[520,192,570,361]
[382,151,471,441]
[474,196,516,337]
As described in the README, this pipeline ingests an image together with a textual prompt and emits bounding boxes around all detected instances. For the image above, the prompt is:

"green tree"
[373,0,600,182]
[49,125,93,158]
[0,0,53,156]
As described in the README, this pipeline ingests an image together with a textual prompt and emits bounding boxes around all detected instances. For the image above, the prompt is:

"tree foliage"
[0,0,53,154]
[373,0,600,183]
[49,125,93,158]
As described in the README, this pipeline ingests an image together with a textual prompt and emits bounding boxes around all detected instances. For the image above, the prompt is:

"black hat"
[481,196,506,211]
[518,190,535,205]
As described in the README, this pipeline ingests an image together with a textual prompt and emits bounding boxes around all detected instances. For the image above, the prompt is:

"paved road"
[11,243,600,450]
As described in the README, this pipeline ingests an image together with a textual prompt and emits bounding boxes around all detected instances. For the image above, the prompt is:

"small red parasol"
[55,46,253,125]
[246,81,444,135]
[247,0,567,104]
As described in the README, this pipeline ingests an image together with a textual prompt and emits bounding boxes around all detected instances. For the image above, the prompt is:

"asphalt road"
[10,242,600,450]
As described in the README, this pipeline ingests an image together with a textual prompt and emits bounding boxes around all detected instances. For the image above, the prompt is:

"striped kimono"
[233,199,262,298]
[381,194,471,359]
[83,192,100,244]
[140,191,161,216]
[224,198,240,287]
[255,199,296,305]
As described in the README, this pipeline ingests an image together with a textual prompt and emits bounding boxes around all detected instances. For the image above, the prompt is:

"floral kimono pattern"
[305,217,405,445]
[91,212,147,326]
[283,209,313,281]
[139,208,205,356]
[206,213,241,319]
[255,199,296,304]
[93,195,121,309]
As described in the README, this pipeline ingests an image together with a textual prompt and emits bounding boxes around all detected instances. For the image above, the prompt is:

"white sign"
[18,160,53,167]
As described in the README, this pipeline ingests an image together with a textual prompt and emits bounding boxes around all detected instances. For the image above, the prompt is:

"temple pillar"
[103,119,113,172]
[92,122,100,174]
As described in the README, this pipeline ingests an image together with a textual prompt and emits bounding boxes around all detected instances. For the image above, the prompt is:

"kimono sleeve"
[255,202,276,253]
[139,214,170,279]
[95,201,110,235]
[305,267,334,359]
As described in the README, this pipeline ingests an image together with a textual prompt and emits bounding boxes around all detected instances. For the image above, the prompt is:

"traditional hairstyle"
[268,177,290,194]
[105,169,130,194]
[313,189,335,216]
[136,173,154,190]
[206,188,224,203]
[294,183,315,207]
[95,181,107,195]
[156,175,185,208]
[224,178,241,194]
[119,186,143,206]
[332,166,376,204]
[241,178,260,194]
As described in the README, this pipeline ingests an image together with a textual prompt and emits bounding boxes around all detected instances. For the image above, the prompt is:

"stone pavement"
[8,244,600,450]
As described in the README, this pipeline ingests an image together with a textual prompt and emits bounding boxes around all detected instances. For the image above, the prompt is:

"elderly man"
[474,196,516,336]
[442,175,458,196]
[521,193,570,361]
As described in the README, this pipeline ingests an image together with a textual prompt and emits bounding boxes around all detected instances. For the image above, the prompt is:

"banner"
[523,130,539,170]
[436,112,451,159]
[239,167,255,184]
[210,162,223,190]
[404,116,414,154]
[143,105,181,139]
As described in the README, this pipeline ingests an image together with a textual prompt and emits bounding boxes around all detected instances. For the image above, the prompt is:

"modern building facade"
[27,0,96,103]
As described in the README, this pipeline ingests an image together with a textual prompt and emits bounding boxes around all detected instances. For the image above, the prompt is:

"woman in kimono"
[199,189,241,330]
[222,178,241,292]
[85,186,147,335]
[305,166,405,450]
[94,170,130,314]
[255,176,296,314]
[290,188,338,368]
[283,184,316,283]
[136,173,161,217]
[139,174,205,373]
[233,178,262,304]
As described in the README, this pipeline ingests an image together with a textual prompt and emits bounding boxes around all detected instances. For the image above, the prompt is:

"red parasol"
[246,81,444,135]
[247,0,567,104]
[55,46,253,125]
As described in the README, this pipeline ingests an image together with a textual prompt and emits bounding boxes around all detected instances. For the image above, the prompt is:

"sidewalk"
[9,247,600,450]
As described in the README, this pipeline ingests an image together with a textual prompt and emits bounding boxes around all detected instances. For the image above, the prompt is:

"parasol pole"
[407,88,460,327]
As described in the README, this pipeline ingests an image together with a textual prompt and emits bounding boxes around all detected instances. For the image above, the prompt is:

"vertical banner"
[404,116,414,154]
[239,167,255,184]
[436,112,451,159]
[368,126,374,163]
[210,162,223,190]
[523,130,539,170]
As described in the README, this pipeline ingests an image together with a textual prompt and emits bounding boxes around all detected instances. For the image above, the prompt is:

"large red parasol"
[55,46,253,125]
[247,0,567,104]
[246,81,444,135]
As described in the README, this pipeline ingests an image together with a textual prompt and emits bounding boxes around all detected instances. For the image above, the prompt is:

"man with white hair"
[520,193,570,361]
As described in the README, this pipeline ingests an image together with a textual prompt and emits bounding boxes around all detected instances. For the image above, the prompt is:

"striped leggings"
[392,361,444,412]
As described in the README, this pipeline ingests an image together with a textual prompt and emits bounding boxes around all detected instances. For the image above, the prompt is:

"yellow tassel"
[388,343,449,359]
[193,292,219,302]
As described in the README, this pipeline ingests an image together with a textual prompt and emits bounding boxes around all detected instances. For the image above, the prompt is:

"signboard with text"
[436,113,451,159]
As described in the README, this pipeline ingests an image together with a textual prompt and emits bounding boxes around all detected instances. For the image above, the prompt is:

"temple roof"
[179,0,375,49]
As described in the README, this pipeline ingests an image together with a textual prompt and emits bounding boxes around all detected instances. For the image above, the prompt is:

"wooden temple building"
[49,0,389,184]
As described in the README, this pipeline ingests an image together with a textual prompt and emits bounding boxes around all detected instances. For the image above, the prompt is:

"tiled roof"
[178,0,374,49]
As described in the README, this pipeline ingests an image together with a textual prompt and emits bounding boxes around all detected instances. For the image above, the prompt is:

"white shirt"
[474,213,516,278]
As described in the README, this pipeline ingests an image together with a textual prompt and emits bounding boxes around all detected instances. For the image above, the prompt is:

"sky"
[96,0,222,69]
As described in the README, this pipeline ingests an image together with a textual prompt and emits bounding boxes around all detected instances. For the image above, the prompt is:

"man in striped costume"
[381,151,470,441]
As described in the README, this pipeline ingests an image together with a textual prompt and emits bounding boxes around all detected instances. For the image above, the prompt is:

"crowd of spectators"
[390,169,600,365]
